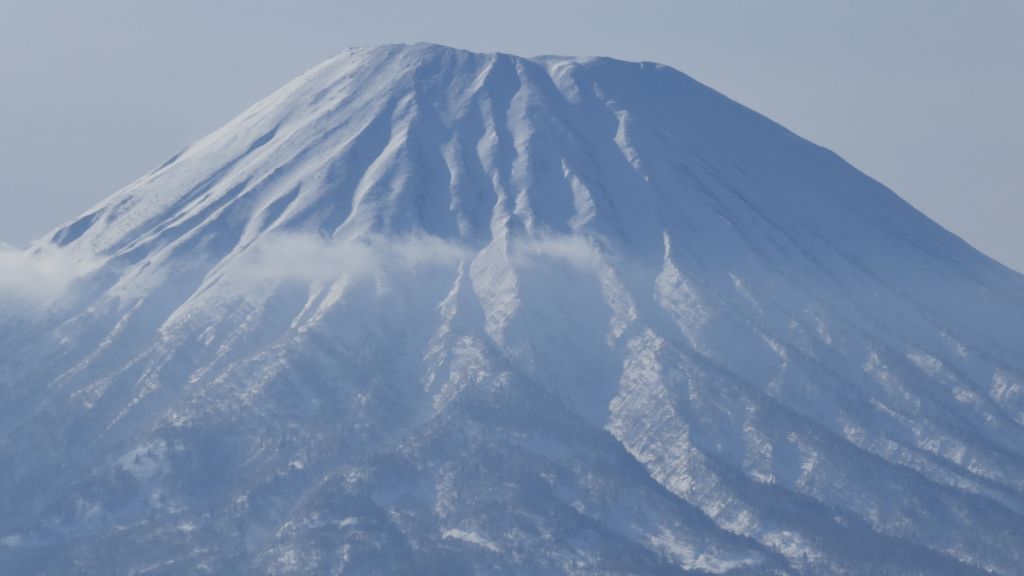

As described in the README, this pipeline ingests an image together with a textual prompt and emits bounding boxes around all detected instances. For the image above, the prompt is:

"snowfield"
[1,43,1022,575]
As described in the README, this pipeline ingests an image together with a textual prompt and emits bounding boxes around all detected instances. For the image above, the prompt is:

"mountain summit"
[2,43,1023,575]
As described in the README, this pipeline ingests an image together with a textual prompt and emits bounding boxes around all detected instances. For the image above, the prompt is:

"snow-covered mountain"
[1,43,1023,575]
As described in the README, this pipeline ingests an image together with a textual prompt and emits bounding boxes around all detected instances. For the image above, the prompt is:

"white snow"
[0,42,1022,576]
[442,529,499,552]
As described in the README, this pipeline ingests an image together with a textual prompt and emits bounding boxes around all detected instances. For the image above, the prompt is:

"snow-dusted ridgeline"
[1,44,1022,575]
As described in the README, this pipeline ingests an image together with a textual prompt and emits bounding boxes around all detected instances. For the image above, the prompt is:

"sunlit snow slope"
[1,43,1023,575]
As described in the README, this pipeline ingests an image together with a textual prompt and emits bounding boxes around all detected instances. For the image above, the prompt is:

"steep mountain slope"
[1,43,1022,575]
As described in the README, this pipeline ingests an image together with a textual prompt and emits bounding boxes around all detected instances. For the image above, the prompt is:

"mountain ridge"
[1,43,1023,575]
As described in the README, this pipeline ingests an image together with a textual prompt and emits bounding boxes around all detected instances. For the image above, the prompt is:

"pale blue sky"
[1,0,1021,271]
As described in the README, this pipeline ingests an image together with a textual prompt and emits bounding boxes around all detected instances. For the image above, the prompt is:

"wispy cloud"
[0,233,605,305]
[511,234,603,270]
[0,244,100,301]
[232,233,470,284]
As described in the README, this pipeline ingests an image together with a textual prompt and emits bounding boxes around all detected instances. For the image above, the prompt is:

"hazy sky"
[1,0,1021,272]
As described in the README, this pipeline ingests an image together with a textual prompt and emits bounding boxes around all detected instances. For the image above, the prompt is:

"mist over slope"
[1,43,1023,575]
